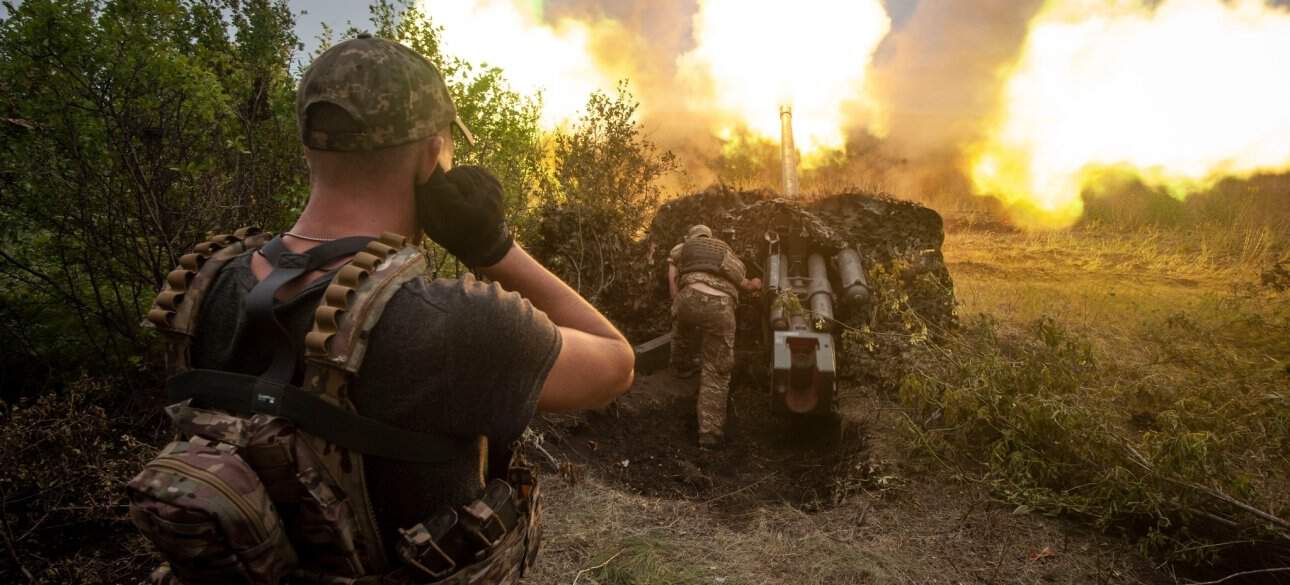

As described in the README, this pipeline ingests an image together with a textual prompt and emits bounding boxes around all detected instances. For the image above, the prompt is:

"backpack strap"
[298,232,443,573]
[163,369,470,462]
[145,227,273,374]
[292,232,547,581]
[245,234,378,384]
[147,229,489,577]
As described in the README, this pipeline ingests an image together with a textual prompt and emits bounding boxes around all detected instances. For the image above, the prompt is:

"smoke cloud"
[868,0,1043,157]
[424,0,1290,226]
[529,0,1049,207]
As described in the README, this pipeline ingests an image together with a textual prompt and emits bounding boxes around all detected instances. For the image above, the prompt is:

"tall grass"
[898,224,1290,573]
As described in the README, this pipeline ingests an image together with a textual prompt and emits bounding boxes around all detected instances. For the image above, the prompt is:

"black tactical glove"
[415,165,514,268]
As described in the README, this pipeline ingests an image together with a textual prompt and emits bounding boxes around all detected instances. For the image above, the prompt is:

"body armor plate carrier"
[677,237,736,285]
[130,228,541,585]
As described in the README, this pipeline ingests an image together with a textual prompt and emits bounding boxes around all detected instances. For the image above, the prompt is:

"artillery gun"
[755,106,861,417]
[630,105,954,426]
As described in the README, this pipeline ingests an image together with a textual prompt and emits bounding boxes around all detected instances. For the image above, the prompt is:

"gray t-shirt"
[189,252,561,552]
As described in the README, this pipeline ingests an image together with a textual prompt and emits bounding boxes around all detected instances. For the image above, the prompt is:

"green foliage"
[548,82,678,230]
[837,257,939,382]
[0,0,305,386]
[0,0,551,385]
[530,82,679,301]
[898,299,1290,565]
[1080,170,1290,238]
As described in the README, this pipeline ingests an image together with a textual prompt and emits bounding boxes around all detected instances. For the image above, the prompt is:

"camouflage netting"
[608,186,957,352]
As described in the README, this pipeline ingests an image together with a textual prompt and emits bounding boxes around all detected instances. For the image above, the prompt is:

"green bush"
[529,83,679,303]
[0,0,305,387]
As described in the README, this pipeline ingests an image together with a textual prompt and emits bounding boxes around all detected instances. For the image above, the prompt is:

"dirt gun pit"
[536,371,878,522]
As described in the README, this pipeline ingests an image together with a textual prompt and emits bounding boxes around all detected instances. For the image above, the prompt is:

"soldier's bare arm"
[480,245,634,411]
[668,264,680,299]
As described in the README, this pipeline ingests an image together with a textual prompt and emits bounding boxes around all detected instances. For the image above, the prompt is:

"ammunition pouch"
[391,460,541,585]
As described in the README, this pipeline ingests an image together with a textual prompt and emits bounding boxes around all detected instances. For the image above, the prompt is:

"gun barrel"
[780,104,800,198]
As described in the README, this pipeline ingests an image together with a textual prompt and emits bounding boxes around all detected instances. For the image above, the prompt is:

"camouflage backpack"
[131,228,541,585]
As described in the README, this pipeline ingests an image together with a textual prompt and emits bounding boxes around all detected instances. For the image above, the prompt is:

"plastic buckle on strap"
[398,511,459,580]
[460,500,507,548]
[405,541,456,580]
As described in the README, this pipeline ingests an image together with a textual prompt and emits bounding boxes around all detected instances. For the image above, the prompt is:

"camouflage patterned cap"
[297,32,475,151]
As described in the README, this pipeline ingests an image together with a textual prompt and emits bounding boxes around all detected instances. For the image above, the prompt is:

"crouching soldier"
[668,224,761,448]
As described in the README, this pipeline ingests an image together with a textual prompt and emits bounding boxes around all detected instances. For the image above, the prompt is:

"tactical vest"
[130,227,541,585]
[677,237,736,285]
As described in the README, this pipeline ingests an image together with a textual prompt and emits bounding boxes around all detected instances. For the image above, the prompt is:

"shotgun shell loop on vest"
[146,227,265,332]
[303,232,408,360]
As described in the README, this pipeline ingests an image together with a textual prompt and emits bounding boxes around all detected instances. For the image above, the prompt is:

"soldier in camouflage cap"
[297,32,474,152]
[130,31,636,584]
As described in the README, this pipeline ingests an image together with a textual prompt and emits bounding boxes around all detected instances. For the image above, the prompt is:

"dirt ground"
[525,371,1169,584]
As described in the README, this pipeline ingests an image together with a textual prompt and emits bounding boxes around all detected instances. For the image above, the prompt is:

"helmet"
[686,224,713,240]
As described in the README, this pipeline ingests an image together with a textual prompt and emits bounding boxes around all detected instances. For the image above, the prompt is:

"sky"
[290,0,923,58]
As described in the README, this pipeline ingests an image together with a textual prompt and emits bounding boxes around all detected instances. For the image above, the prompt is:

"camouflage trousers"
[671,287,736,445]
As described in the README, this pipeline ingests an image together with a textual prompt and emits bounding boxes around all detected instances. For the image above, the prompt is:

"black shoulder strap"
[246,235,375,383]
[167,369,472,463]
